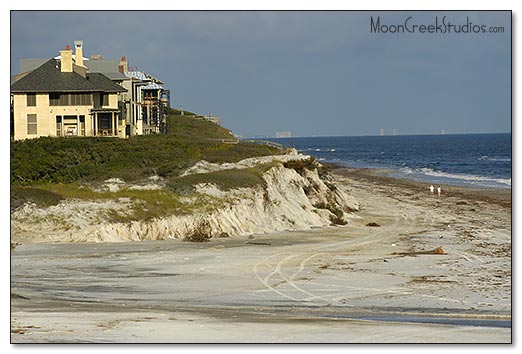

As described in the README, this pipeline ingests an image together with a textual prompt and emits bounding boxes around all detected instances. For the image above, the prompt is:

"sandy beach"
[10,167,511,343]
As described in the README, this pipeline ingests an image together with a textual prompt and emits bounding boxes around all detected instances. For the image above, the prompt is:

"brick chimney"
[74,40,84,67]
[59,45,73,72]
[119,56,128,74]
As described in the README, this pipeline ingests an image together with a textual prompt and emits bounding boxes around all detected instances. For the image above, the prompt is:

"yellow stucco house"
[10,43,126,140]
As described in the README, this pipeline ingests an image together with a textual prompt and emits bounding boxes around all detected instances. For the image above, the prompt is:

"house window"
[70,94,80,106]
[26,94,36,106]
[49,93,68,106]
[49,93,93,106]
[99,113,112,129]
[59,94,70,106]
[81,94,92,105]
[27,114,37,135]
[102,94,109,106]
[49,93,60,106]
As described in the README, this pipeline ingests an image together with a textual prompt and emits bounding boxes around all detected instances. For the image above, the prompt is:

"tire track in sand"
[253,207,404,306]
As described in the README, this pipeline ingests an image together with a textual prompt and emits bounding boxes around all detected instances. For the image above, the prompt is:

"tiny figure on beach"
[437,186,442,197]
[429,185,435,194]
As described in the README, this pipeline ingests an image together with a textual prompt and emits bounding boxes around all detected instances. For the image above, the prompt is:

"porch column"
[111,112,116,136]
[76,115,80,136]
[61,117,64,137]
[115,112,119,137]
[93,113,97,136]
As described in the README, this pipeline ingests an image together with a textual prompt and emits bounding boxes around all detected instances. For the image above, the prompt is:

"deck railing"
[95,129,116,136]
[206,138,239,144]
[241,139,284,150]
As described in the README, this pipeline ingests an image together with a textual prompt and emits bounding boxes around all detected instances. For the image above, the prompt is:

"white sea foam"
[478,155,511,162]
[399,167,511,188]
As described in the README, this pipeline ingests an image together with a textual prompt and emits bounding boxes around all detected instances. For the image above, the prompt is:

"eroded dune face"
[11,154,359,243]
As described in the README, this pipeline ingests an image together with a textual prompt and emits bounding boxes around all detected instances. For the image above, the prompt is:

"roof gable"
[85,73,127,92]
[10,59,125,93]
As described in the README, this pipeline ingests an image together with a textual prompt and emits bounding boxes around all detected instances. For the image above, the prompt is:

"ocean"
[271,133,511,189]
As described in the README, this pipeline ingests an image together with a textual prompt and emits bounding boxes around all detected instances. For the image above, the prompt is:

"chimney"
[74,40,84,67]
[119,56,128,74]
[59,45,73,72]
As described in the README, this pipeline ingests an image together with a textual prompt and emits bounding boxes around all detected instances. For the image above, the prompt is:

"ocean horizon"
[270,133,511,189]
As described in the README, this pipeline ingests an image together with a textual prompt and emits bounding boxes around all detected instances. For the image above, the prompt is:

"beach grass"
[167,162,279,194]
[10,162,279,221]
[12,184,190,219]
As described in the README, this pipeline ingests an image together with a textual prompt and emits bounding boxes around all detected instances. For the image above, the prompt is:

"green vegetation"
[167,114,234,141]
[168,163,278,195]
[183,219,212,242]
[10,186,63,212]
[12,183,189,220]
[313,201,347,225]
[283,157,334,191]
[11,114,280,186]
[10,114,284,221]
[169,168,264,194]
[11,135,196,185]
[201,143,277,164]
[283,157,319,176]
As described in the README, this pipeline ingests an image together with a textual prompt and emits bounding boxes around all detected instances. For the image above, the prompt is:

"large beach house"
[10,41,170,140]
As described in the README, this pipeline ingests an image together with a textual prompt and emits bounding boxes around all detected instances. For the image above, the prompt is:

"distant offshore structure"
[379,129,399,136]
[276,131,292,138]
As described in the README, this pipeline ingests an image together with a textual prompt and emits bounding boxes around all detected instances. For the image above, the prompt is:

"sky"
[10,10,511,137]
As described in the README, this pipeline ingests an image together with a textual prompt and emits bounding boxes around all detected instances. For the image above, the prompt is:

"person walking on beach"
[437,186,442,197]
[430,185,435,194]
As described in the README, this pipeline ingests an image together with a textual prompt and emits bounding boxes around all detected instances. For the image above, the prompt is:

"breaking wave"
[398,167,511,188]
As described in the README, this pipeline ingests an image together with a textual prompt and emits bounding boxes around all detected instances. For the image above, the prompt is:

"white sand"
[10,168,511,343]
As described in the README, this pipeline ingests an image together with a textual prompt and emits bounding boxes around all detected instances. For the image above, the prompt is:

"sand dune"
[10,167,511,343]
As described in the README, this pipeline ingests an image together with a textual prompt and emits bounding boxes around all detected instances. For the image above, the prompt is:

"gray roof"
[81,60,128,81]
[85,59,119,73]
[19,58,127,81]
[20,58,47,73]
[10,59,126,93]
[99,72,128,81]
[85,73,127,92]
[21,57,90,73]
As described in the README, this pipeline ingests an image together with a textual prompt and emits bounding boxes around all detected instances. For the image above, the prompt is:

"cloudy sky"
[10,11,511,137]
